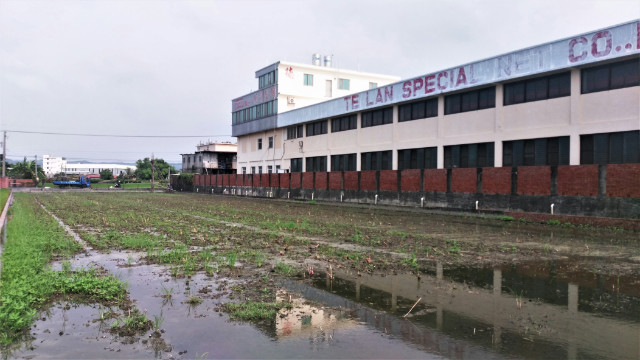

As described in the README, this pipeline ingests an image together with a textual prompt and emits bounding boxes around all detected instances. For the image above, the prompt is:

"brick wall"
[280,173,290,188]
[290,173,301,189]
[252,174,260,187]
[329,172,342,190]
[557,165,599,196]
[360,171,377,191]
[344,171,359,190]
[606,164,640,197]
[400,169,421,192]
[261,174,270,187]
[315,172,328,190]
[451,168,477,193]
[424,169,446,192]
[517,166,551,195]
[270,173,279,188]
[302,173,314,189]
[230,174,236,187]
[482,167,511,195]
[379,170,398,191]
[237,174,245,186]
[0,177,9,189]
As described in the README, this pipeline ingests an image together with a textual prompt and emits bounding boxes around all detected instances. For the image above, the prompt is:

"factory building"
[231,20,639,173]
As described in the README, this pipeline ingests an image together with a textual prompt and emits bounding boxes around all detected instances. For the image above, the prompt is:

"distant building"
[181,142,237,174]
[42,155,136,178]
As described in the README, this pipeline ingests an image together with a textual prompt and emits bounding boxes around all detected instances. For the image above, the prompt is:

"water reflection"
[298,261,639,360]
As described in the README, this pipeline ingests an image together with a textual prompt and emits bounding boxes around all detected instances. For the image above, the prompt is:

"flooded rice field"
[1,192,639,359]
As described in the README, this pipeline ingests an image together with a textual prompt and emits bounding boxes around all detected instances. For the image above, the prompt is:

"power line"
[1,129,232,138]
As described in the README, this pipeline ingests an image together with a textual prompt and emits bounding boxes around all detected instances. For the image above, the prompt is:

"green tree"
[8,157,45,181]
[134,157,176,181]
[99,169,113,180]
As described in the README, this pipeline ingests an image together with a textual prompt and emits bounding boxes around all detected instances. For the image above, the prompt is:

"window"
[504,72,570,105]
[331,114,357,133]
[398,98,438,122]
[259,70,277,89]
[369,82,378,89]
[251,166,255,174]
[580,130,639,164]
[331,153,357,171]
[361,151,392,171]
[338,78,350,90]
[444,142,494,168]
[503,136,569,166]
[232,100,278,125]
[445,87,495,115]
[398,147,437,170]
[361,107,393,128]
[304,74,313,86]
[582,58,640,94]
[258,166,263,174]
[267,165,273,173]
[291,158,303,172]
[306,120,328,137]
[242,167,246,174]
[268,136,273,148]
[306,156,327,172]
[287,125,303,139]
[257,138,262,150]
[276,165,281,172]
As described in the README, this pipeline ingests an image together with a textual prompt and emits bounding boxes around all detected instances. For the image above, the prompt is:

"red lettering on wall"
[455,67,467,87]
[384,85,393,102]
[637,21,640,49]
[343,96,351,111]
[352,94,359,109]
[413,77,424,95]
[437,72,448,90]
[425,75,436,93]
[376,88,383,103]
[402,81,412,98]
[591,31,612,58]
[366,91,374,106]
[569,36,588,63]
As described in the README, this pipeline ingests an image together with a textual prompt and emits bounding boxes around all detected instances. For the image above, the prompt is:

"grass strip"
[0,194,128,344]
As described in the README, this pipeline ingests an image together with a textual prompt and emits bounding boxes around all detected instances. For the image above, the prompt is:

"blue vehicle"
[53,176,92,188]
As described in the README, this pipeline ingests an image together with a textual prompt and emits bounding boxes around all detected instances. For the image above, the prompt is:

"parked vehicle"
[53,176,91,188]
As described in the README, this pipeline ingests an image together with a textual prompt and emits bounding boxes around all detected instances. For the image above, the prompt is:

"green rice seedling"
[152,315,164,331]
[274,262,296,276]
[187,296,203,305]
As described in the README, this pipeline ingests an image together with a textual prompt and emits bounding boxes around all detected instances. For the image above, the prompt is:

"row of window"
[258,70,277,89]
[241,165,282,174]
[281,130,638,172]
[256,136,274,150]
[274,57,638,134]
[302,73,377,90]
[232,100,277,125]
[306,120,328,137]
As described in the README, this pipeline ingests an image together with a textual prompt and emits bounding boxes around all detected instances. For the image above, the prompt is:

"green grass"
[274,262,297,276]
[222,301,292,321]
[0,194,128,344]
[0,188,9,212]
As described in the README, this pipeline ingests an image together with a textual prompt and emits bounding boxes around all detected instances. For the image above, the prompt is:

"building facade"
[181,142,237,174]
[232,21,640,174]
[232,57,400,174]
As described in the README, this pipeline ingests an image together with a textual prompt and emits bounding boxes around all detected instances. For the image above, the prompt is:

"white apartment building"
[232,21,640,173]
[232,56,400,174]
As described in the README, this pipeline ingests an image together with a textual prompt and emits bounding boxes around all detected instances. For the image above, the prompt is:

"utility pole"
[2,131,6,177]
[151,153,155,192]
[35,154,38,186]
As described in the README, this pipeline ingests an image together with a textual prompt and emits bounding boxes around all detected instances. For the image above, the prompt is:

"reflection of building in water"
[275,291,357,339]
[306,264,639,360]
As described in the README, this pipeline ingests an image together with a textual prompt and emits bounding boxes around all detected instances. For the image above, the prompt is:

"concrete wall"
[182,163,640,219]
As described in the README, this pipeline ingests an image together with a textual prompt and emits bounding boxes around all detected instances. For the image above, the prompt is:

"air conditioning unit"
[287,97,295,104]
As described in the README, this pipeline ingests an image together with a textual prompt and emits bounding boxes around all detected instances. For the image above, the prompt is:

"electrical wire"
[0,129,232,138]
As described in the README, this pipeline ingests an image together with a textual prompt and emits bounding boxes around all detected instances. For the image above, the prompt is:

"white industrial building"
[232,55,400,174]
[232,20,639,173]
[42,155,136,178]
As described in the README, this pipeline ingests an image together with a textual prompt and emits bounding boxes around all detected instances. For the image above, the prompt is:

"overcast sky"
[1,0,638,165]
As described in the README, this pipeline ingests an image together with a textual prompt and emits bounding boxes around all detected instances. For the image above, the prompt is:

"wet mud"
[3,193,639,359]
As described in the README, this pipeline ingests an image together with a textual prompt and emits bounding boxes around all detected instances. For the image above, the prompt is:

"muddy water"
[9,248,443,359]
[303,261,640,360]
